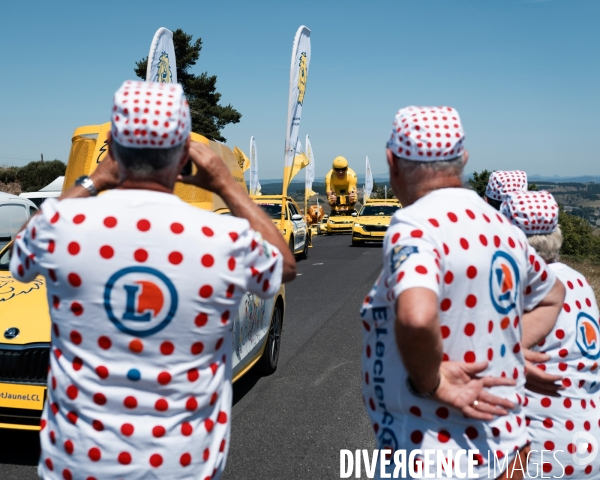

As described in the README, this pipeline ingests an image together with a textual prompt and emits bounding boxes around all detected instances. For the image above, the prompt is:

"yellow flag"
[288,152,310,183]
[233,146,250,172]
[306,188,317,198]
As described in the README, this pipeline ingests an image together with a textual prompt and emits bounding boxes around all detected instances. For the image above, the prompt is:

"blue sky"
[1,0,598,179]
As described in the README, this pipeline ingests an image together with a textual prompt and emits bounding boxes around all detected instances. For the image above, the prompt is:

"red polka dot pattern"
[387,106,465,161]
[501,191,559,235]
[111,81,191,148]
[485,170,528,201]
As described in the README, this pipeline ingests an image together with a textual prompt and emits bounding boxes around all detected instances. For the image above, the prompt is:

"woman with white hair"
[501,191,600,477]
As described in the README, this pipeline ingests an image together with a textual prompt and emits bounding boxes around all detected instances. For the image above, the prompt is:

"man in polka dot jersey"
[10,80,296,480]
[361,106,565,479]
[484,170,528,210]
[501,191,600,477]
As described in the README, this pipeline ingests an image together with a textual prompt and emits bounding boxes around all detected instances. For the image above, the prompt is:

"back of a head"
[501,190,562,263]
[485,170,528,209]
[111,80,191,177]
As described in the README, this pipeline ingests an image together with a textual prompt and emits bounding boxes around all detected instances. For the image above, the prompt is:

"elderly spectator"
[361,106,565,479]
[501,191,600,477]
[10,80,295,480]
[485,170,528,210]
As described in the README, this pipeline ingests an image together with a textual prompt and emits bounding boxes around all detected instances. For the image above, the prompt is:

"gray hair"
[527,226,562,264]
[112,141,185,178]
[393,155,465,198]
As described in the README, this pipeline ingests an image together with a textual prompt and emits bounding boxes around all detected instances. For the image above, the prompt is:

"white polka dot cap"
[500,190,559,235]
[386,106,465,161]
[485,170,528,201]
[111,80,191,148]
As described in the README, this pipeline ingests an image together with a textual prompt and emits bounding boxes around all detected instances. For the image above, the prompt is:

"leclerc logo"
[489,251,520,315]
[575,312,600,360]
[104,267,178,337]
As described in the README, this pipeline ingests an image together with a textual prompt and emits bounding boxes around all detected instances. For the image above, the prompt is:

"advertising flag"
[305,135,316,197]
[249,136,261,196]
[365,156,373,200]
[233,147,250,173]
[289,140,310,182]
[146,28,177,83]
[283,26,311,194]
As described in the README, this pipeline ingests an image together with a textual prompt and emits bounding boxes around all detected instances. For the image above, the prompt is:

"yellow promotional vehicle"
[0,123,286,431]
[252,195,309,259]
[326,209,356,235]
[351,199,401,246]
[317,215,328,235]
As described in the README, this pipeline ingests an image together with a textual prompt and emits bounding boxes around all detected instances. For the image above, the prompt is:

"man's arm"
[521,278,565,348]
[396,287,516,421]
[180,142,296,283]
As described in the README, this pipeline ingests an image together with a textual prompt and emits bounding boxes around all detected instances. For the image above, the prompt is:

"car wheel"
[256,303,282,375]
[289,235,295,254]
[352,238,361,247]
[317,225,321,235]
[299,237,308,259]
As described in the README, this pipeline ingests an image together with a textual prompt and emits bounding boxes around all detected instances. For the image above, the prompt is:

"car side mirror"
[291,214,303,221]
[351,212,358,217]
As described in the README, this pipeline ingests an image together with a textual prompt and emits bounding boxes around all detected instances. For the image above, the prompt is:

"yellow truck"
[0,122,286,430]
[351,199,401,246]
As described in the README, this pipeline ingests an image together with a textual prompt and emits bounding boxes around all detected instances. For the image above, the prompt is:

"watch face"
[75,175,89,186]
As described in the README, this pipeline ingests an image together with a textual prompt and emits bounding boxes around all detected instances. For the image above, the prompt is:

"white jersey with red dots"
[10,189,282,480]
[526,262,600,477]
[361,188,556,478]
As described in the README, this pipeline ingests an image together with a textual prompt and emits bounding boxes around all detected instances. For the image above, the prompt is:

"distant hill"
[465,172,600,184]
[259,173,389,185]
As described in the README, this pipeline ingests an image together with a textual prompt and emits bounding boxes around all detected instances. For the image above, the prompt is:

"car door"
[231,292,274,377]
[287,202,305,250]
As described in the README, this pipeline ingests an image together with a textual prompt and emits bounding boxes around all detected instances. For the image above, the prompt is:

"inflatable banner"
[365,156,373,200]
[146,28,177,83]
[283,26,311,194]
[249,136,261,196]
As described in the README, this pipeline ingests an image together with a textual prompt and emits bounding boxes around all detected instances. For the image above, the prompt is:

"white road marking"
[312,263,324,265]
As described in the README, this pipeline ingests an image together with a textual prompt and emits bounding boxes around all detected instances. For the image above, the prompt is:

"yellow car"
[0,123,286,431]
[326,210,356,235]
[351,199,401,246]
[317,216,328,235]
[252,195,309,259]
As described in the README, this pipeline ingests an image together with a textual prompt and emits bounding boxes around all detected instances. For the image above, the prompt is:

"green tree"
[0,160,66,193]
[134,29,241,142]
[468,170,492,197]
[559,208,600,261]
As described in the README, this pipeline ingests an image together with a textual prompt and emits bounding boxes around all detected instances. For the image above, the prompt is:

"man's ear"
[386,149,398,178]
[462,149,469,167]
[177,136,192,170]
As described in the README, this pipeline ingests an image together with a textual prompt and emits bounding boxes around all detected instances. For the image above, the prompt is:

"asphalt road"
[0,234,380,479]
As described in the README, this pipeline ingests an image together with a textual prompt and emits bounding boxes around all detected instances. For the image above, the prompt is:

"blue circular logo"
[103,267,178,337]
[575,312,600,360]
[489,251,520,315]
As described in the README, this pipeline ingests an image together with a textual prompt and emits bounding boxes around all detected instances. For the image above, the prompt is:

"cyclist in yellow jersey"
[325,156,358,210]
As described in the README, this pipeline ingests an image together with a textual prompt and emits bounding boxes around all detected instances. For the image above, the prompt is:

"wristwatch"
[75,175,99,196]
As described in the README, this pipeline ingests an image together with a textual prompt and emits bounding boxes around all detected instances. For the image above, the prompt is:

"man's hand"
[327,192,337,205]
[349,191,357,203]
[178,142,235,194]
[432,361,516,421]
[524,348,564,397]
[90,152,120,192]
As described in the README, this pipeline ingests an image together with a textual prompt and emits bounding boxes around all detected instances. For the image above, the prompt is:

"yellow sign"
[297,52,307,105]
[0,383,45,410]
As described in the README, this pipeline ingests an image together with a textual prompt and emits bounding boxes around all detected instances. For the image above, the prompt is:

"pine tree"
[135,29,241,142]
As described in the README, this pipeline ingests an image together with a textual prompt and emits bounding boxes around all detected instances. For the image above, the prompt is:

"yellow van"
[0,123,286,430]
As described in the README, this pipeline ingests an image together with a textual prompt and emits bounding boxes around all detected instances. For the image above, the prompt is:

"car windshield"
[360,205,399,216]
[0,245,10,271]
[257,203,285,219]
